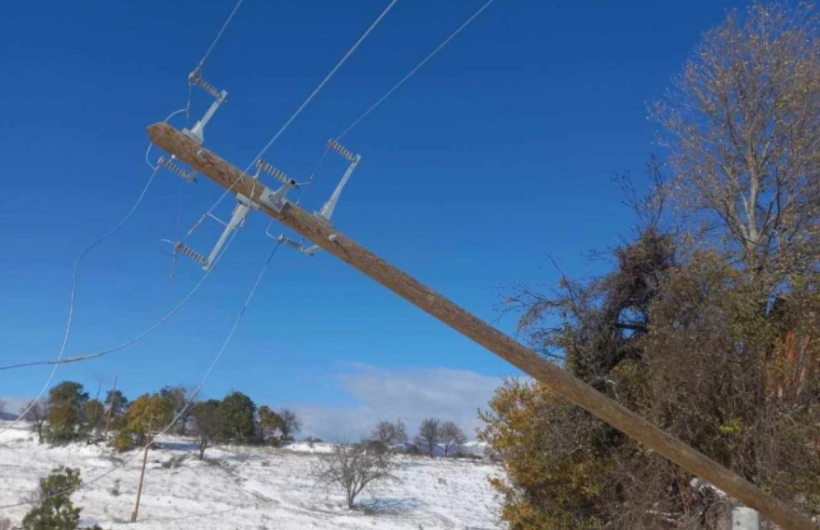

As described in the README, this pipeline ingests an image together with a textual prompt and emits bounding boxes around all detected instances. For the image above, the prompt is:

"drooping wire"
[0,232,239,373]
[145,108,188,170]
[0,235,277,511]
[1,0,250,490]
[0,107,206,378]
[336,0,498,141]
[1,166,163,435]
[199,0,400,221]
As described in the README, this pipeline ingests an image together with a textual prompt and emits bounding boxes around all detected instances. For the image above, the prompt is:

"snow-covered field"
[0,423,503,529]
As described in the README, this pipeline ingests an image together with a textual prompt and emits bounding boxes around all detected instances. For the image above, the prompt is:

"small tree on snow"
[369,419,408,450]
[415,418,441,456]
[440,422,466,457]
[191,400,223,460]
[277,408,302,442]
[257,406,282,444]
[314,443,396,509]
[22,466,101,530]
[23,400,49,444]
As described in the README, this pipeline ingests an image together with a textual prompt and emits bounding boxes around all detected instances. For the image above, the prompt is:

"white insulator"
[255,159,292,185]
[158,157,194,182]
[174,243,208,267]
[188,72,224,101]
[327,139,357,163]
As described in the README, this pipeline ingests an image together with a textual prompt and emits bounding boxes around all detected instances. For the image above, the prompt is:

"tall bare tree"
[22,400,48,444]
[440,422,466,457]
[277,408,302,442]
[313,443,396,509]
[369,419,408,449]
[191,400,223,460]
[652,2,820,280]
[415,418,441,456]
[160,385,195,435]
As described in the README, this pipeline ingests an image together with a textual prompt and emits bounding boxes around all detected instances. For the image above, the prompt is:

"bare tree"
[415,418,441,456]
[369,419,408,449]
[440,422,466,457]
[191,400,223,459]
[22,400,48,444]
[652,2,820,280]
[278,408,302,442]
[313,443,396,509]
[160,385,195,435]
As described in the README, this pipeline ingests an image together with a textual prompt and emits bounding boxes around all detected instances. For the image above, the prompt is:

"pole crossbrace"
[146,122,818,530]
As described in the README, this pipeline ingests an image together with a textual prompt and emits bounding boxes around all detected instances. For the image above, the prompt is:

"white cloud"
[0,396,31,418]
[291,365,504,442]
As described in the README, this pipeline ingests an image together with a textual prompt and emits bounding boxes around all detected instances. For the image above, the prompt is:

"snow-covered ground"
[0,423,503,529]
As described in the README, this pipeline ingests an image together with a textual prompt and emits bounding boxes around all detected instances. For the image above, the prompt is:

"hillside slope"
[0,424,502,529]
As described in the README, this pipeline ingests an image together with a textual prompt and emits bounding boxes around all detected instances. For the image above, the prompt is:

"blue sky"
[1,0,744,439]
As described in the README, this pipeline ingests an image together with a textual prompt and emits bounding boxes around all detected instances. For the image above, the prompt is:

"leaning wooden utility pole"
[131,415,152,523]
[148,122,818,530]
[103,375,118,439]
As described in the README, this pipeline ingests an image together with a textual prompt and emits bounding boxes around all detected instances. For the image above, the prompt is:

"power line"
[0,237,279,511]
[193,0,246,75]
[0,107,220,377]
[1,163,162,436]
[145,108,187,170]
[245,0,399,171]
[0,236,232,373]
[202,0,400,219]
[336,0,498,141]
[1,2,252,383]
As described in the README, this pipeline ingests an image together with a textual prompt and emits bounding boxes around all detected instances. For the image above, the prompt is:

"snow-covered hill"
[0,423,503,529]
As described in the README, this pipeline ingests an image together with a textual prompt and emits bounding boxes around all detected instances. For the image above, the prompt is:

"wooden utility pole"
[148,122,818,530]
[103,376,118,439]
[131,415,152,523]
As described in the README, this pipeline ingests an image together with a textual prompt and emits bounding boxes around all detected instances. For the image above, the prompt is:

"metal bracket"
[176,185,259,272]
[183,89,227,145]
[259,179,298,213]
[316,139,362,223]
[236,192,260,211]
[276,139,360,258]
[181,71,228,185]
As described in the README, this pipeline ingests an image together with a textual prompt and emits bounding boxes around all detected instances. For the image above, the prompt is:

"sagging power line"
[0,0,252,416]
[0,161,163,435]
[0,237,282,511]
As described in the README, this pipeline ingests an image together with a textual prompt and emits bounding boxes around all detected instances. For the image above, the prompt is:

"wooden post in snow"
[131,415,152,523]
[104,376,118,439]
[147,122,818,530]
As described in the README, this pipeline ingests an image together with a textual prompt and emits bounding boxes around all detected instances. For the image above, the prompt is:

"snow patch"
[0,422,504,530]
